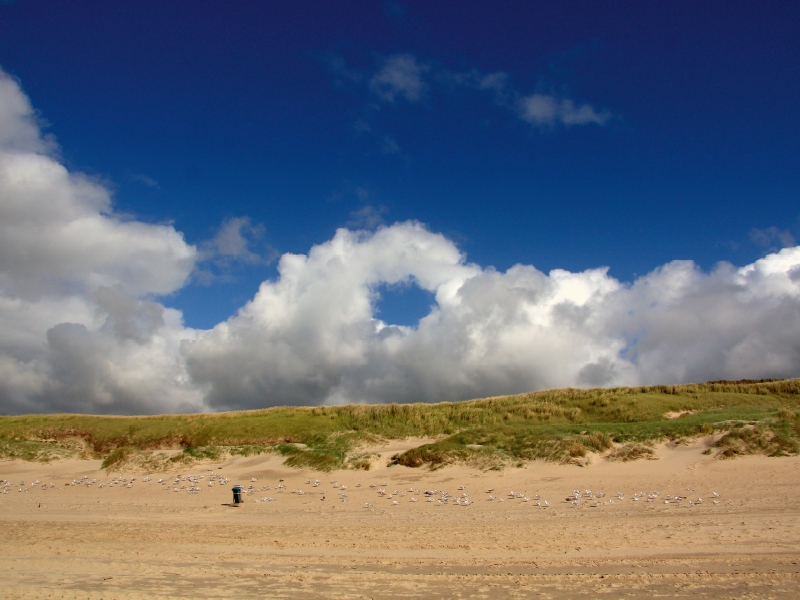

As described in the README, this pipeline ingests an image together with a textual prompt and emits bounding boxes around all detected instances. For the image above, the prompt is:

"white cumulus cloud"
[183,223,800,411]
[0,67,202,415]
[1,67,799,415]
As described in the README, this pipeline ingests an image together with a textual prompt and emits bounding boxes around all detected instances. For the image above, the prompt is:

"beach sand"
[2,439,800,599]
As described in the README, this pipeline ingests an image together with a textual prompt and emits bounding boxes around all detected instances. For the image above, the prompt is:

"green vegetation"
[1,379,799,471]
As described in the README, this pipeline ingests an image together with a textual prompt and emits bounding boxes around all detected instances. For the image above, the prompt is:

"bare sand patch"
[358,436,441,471]
[665,410,697,419]
[2,439,800,598]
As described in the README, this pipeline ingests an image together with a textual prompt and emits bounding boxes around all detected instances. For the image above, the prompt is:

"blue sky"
[2,0,798,328]
[0,1,799,413]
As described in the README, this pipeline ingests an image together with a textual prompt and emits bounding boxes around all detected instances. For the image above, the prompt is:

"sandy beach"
[2,439,800,599]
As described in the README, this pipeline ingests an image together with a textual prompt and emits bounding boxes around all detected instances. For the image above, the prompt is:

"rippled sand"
[2,440,799,599]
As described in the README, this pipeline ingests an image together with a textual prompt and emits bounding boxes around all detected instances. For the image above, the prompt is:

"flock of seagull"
[0,472,230,495]
[245,478,723,510]
[561,488,721,507]
[1,475,722,509]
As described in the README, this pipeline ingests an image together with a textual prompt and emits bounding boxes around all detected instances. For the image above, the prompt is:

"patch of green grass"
[0,438,81,462]
[714,411,800,458]
[390,428,614,468]
[99,444,276,472]
[182,445,223,461]
[101,445,135,469]
[1,379,799,471]
[227,444,272,457]
[268,431,383,472]
[390,442,513,471]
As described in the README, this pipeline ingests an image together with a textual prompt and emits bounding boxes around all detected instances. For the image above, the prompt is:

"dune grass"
[1,379,799,471]
[606,441,658,462]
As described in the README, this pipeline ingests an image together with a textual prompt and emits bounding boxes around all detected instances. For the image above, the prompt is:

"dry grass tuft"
[606,442,658,462]
[715,422,800,459]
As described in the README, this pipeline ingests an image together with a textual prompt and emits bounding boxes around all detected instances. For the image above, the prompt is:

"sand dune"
[2,439,799,598]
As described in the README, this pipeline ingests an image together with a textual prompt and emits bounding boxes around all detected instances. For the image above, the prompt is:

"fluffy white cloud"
[0,72,53,154]
[183,223,479,409]
[1,67,798,415]
[184,223,800,410]
[614,249,800,385]
[0,68,203,415]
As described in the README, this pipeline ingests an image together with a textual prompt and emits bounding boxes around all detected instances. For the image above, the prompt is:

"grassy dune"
[1,379,799,471]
